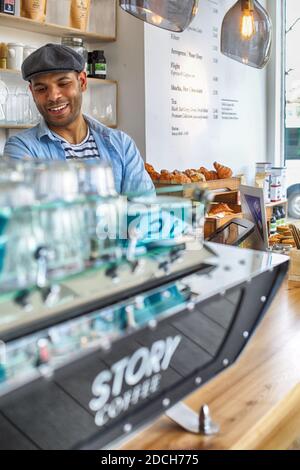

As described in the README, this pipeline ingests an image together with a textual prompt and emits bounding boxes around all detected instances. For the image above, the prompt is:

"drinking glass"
[33,163,87,278]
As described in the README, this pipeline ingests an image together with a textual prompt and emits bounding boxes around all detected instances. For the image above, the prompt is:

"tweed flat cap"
[22,43,85,81]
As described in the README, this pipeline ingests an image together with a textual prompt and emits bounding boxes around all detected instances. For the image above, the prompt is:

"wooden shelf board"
[266,199,288,208]
[0,124,35,129]
[0,12,116,42]
[0,69,117,87]
[0,68,21,74]
[0,123,117,129]
[87,77,117,85]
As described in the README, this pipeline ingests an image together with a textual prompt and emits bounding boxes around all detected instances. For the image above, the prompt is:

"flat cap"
[22,43,85,81]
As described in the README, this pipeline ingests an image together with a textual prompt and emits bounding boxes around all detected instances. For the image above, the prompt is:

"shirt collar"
[36,114,112,142]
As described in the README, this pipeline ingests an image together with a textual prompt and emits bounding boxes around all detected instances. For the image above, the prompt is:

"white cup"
[23,46,37,61]
[7,43,24,71]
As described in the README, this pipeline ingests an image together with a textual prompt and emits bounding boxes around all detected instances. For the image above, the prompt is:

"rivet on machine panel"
[148,319,157,330]
[162,398,171,407]
[123,424,132,433]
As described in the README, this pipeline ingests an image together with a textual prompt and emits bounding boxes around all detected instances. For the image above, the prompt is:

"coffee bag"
[70,0,90,30]
[21,0,47,22]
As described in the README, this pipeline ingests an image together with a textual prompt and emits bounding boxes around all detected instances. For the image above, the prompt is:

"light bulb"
[241,10,255,39]
[150,14,163,26]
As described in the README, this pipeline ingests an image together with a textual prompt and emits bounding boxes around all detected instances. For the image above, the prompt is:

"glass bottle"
[269,213,276,235]
[92,50,107,79]
[274,206,281,229]
[87,51,93,77]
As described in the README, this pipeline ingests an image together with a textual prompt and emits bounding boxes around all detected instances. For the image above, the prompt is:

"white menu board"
[145,0,267,180]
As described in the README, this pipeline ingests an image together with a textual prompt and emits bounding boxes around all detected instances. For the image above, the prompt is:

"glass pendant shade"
[119,0,199,32]
[221,0,272,69]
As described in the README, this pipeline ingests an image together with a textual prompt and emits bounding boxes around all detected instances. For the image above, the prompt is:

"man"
[4,43,154,195]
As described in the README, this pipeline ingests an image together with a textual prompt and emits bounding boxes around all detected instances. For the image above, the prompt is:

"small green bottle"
[270,213,277,235]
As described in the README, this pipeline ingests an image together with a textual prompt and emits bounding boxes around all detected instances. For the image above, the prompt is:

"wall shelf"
[0,125,35,129]
[0,69,117,87]
[265,199,288,208]
[0,123,117,129]
[0,12,116,42]
[0,2,118,132]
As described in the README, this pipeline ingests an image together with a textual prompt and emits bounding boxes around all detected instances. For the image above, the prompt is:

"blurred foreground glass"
[72,161,123,262]
[119,0,199,32]
[0,182,38,290]
[33,163,86,278]
[221,0,272,69]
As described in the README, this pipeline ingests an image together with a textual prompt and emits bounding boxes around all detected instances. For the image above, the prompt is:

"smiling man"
[4,43,154,195]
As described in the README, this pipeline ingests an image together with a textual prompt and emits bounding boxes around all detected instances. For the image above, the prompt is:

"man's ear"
[78,71,87,91]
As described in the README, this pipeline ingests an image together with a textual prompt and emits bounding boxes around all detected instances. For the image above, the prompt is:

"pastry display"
[268,227,296,247]
[144,162,234,182]
[213,162,233,179]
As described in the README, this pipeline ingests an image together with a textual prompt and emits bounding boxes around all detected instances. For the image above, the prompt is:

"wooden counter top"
[121,280,300,450]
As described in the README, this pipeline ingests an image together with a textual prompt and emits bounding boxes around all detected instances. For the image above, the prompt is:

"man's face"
[29,71,87,128]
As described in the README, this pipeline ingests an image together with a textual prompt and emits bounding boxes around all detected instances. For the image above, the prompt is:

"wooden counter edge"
[231,383,300,450]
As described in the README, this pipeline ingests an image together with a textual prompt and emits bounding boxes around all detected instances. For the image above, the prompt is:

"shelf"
[0,68,21,75]
[87,78,117,86]
[0,124,35,129]
[266,199,288,208]
[0,123,117,129]
[0,69,117,87]
[0,12,116,42]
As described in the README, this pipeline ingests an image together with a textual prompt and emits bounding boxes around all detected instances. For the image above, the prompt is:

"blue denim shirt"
[3,115,154,195]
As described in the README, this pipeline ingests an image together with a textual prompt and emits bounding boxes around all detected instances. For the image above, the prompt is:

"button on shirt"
[3,115,154,195]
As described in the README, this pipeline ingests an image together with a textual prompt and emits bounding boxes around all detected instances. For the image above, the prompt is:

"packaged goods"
[0,0,16,15]
[21,0,47,22]
[70,0,90,30]
[0,43,8,69]
[255,162,271,203]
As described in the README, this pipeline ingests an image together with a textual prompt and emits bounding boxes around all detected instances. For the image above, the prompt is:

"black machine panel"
[0,260,288,449]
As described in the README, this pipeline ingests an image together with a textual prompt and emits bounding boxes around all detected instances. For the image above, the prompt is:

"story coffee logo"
[89,335,182,427]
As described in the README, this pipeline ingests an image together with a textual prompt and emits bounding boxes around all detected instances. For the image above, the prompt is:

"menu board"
[144,0,267,178]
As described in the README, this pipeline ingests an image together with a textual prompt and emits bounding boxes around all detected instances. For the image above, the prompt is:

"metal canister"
[255,162,272,203]
[270,175,281,202]
[271,167,287,200]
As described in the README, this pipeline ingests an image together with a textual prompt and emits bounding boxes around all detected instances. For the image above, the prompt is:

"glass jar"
[61,37,88,71]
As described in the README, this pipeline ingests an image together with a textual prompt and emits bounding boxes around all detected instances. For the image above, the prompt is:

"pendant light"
[221,0,272,69]
[119,0,199,32]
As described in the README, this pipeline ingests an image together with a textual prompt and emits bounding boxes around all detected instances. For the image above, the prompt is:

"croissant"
[145,163,155,173]
[184,170,206,182]
[199,167,218,181]
[213,162,233,179]
[149,171,161,181]
[184,169,198,177]
[208,203,234,216]
[171,172,192,184]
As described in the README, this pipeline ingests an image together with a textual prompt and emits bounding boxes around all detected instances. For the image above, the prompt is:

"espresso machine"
[0,159,289,449]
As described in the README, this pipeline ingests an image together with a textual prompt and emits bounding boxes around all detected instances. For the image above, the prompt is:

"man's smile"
[47,103,69,115]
